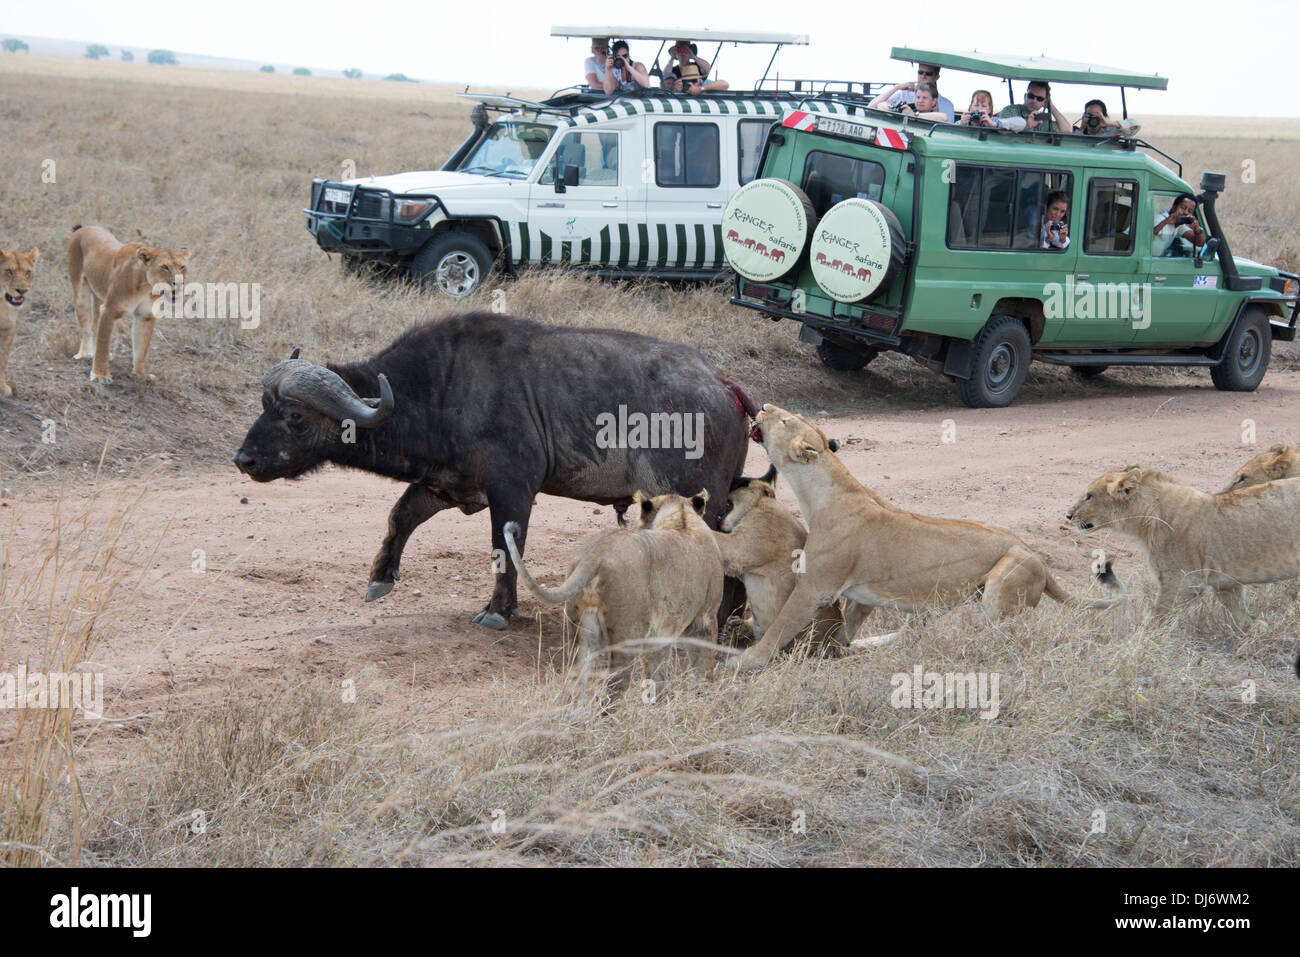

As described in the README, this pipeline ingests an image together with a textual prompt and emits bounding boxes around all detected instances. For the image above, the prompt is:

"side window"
[738,119,775,185]
[800,150,886,217]
[947,164,1073,251]
[1084,178,1138,255]
[539,130,619,186]
[654,122,720,188]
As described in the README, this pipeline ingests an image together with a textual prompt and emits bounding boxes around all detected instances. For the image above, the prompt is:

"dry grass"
[0,484,150,866]
[60,584,1299,867]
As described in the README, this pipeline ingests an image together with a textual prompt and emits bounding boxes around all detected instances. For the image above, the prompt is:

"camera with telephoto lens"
[1084,113,1102,129]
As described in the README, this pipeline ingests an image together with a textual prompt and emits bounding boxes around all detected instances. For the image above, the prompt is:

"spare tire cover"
[721,178,815,282]
[808,198,905,302]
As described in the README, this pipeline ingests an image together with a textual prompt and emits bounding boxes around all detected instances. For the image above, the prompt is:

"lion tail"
[1044,558,1127,609]
[503,521,597,605]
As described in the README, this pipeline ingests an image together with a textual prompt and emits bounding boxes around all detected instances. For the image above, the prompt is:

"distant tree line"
[147,49,177,65]
[2,38,29,53]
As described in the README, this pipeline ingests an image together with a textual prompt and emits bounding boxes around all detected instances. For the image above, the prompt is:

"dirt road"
[5,371,1297,733]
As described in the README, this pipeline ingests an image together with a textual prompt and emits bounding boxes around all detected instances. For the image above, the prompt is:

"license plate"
[815,117,876,141]
[323,187,351,205]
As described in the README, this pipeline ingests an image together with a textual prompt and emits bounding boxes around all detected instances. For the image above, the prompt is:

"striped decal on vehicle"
[636,224,650,268]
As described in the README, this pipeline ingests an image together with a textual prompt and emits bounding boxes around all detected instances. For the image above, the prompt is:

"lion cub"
[0,246,38,398]
[1223,444,1299,492]
[504,491,723,693]
[67,225,190,382]
[715,471,848,655]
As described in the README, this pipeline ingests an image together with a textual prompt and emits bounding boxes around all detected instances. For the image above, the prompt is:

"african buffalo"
[233,313,758,630]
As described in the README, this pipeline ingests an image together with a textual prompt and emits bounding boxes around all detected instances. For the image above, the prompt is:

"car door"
[642,117,728,271]
[1050,172,1144,346]
[1140,190,1224,347]
[528,125,631,266]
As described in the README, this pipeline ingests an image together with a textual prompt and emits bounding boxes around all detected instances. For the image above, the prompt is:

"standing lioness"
[729,405,1123,673]
[1069,465,1300,629]
[67,225,190,382]
[0,246,38,397]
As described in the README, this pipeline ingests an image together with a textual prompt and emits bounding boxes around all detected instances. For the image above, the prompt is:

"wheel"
[412,232,493,298]
[1073,365,1109,378]
[816,338,879,371]
[1211,307,1270,391]
[955,315,1032,408]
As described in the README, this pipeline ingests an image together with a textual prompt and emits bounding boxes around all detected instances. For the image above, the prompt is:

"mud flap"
[798,324,823,345]
[943,339,973,380]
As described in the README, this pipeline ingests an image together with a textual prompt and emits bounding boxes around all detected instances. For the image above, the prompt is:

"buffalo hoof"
[472,610,508,631]
[364,580,394,602]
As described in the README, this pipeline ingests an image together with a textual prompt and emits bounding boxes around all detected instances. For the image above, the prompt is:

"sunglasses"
[1026,92,1046,101]
[918,69,936,77]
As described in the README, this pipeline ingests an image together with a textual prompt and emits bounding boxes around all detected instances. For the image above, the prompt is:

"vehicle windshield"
[457,121,555,179]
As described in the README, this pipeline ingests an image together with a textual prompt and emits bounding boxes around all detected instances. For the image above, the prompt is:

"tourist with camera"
[1153,194,1207,257]
[662,40,729,94]
[1038,191,1072,250]
[997,81,1069,132]
[959,90,998,127]
[870,80,947,120]
[584,38,612,89]
[1076,99,1122,136]
[601,40,651,95]
[872,63,955,121]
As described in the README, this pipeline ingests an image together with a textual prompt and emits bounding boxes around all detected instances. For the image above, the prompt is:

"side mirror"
[1196,236,1220,268]
[553,162,580,193]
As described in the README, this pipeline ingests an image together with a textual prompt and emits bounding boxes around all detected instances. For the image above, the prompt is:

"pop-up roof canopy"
[890,46,1167,90]
[552,26,808,45]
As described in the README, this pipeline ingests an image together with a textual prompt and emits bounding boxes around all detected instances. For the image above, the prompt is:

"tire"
[816,338,879,371]
[1073,365,1109,378]
[412,232,494,298]
[955,315,1033,408]
[1211,307,1271,392]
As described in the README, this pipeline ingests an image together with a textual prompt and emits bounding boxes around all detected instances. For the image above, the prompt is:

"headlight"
[393,199,436,222]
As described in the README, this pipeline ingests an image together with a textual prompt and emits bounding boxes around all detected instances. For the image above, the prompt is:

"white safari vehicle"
[305,26,887,297]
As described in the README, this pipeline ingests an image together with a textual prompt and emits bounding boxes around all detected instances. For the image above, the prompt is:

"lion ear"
[790,439,820,464]
[1108,467,1142,498]
[1268,443,1288,454]
[828,438,840,453]
[137,248,152,264]
[26,247,38,261]
[690,489,709,515]
[1264,454,1289,480]
[176,250,191,264]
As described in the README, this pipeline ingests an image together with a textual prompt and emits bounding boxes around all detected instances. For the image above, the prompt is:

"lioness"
[67,225,190,382]
[1069,465,1300,629]
[0,246,38,398]
[715,472,848,655]
[729,405,1123,672]
[1222,444,1299,492]
[504,490,723,693]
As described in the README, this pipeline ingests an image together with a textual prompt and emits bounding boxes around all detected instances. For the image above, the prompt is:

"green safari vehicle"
[723,48,1300,407]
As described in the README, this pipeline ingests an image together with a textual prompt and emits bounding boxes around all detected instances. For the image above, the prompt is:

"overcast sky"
[6,0,1298,116]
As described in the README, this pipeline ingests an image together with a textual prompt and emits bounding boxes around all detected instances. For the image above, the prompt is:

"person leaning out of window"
[1153,193,1207,257]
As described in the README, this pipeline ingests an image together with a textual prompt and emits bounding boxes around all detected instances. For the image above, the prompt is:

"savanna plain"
[0,55,1297,866]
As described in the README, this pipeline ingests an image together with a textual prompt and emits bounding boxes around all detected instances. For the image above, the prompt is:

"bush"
[120,50,134,62]
[85,44,109,60]
[147,49,177,66]
[292,67,310,76]
[383,73,416,82]
[2,38,29,53]
[259,64,275,73]
[342,67,362,79]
